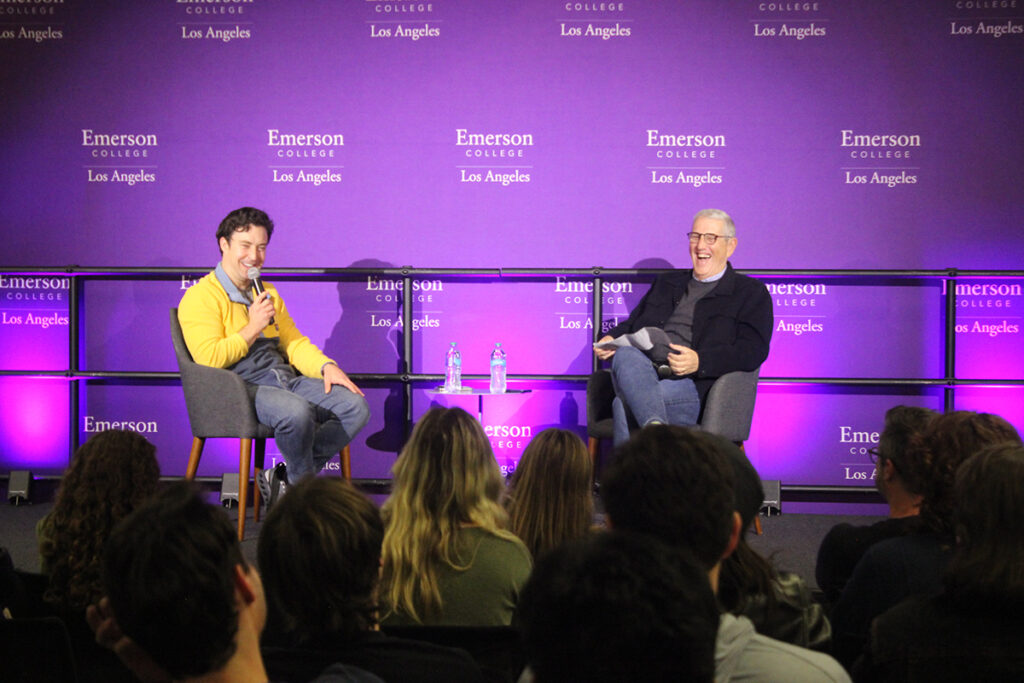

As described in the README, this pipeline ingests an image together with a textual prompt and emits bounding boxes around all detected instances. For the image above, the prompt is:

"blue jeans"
[610,346,700,446]
[255,376,371,480]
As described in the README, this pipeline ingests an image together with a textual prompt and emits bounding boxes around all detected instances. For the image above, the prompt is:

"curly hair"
[215,206,274,251]
[507,428,593,560]
[901,411,1021,534]
[380,407,514,623]
[40,429,160,612]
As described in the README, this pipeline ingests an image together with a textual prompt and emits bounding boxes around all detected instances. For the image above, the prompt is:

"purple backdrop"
[1,0,1022,485]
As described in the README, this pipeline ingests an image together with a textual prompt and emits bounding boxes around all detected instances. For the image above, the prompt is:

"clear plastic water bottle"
[444,342,462,393]
[489,342,507,394]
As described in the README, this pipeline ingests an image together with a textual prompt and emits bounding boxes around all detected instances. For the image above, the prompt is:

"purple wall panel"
[79,382,400,480]
[414,385,587,476]
[0,275,70,372]
[0,378,70,475]
[413,280,601,376]
[761,279,944,378]
[2,1,1021,270]
[954,386,1024,436]
[954,279,1024,380]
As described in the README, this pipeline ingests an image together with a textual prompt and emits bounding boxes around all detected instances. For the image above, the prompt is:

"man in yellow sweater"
[178,207,370,487]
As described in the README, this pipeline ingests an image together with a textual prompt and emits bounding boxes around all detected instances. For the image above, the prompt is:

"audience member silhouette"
[505,428,593,560]
[380,407,532,626]
[601,424,850,682]
[829,410,1021,668]
[716,434,831,650]
[38,429,160,610]
[31,429,160,682]
[853,442,1024,681]
[816,406,937,605]
[258,476,487,682]
[516,531,719,683]
[88,482,380,683]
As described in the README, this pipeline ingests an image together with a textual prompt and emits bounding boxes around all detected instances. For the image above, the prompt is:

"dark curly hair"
[40,429,160,612]
[901,411,1021,534]
[215,206,274,251]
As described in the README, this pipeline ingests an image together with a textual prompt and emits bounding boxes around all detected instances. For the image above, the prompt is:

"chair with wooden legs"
[170,308,350,539]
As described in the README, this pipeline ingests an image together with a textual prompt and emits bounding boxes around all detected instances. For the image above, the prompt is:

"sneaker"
[257,466,275,512]
[268,462,288,508]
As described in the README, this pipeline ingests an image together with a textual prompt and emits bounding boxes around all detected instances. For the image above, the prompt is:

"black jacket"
[605,262,773,404]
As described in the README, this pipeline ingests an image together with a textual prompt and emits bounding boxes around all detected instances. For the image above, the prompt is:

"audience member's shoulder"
[716,613,850,683]
[862,531,951,568]
[466,527,532,564]
[369,632,488,678]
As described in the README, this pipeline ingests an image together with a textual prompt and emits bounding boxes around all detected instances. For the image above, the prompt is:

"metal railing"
[3,265,1023,491]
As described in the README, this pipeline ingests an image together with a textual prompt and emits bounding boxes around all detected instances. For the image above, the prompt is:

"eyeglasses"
[687,232,733,245]
[868,447,901,474]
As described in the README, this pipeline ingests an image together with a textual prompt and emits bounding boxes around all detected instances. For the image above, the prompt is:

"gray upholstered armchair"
[586,367,763,532]
[170,308,350,539]
[586,367,760,454]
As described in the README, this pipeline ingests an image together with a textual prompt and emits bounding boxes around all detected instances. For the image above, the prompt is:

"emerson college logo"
[267,128,345,186]
[82,129,158,186]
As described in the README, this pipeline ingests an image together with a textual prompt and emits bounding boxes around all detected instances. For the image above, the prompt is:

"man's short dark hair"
[102,482,245,679]
[258,477,384,646]
[601,425,735,570]
[216,207,274,248]
[516,531,718,683]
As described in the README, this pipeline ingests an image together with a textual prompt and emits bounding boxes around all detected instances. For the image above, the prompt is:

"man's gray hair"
[692,209,736,237]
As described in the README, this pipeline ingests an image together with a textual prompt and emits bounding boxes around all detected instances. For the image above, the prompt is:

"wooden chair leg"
[753,516,763,535]
[253,439,266,523]
[588,436,600,481]
[341,445,351,481]
[185,437,205,480]
[238,438,252,541]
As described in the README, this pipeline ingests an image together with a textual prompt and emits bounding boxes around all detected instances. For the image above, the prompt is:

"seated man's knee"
[264,393,317,431]
[611,345,645,371]
[351,395,371,432]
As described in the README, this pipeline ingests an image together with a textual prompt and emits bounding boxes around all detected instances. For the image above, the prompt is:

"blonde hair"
[380,407,513,622]
[507,429,593,559]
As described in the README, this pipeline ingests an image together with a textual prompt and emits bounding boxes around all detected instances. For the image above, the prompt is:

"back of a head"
[259,476,383,645]
[879,405,937,463]
[42,429,160,610]
[102,482,244,679]
[902,411,1021,533]
[601,425,735,570]
[385,406,504,526]
[946,442,1024,605]
[507,428,593,559]
[517,531,718,683]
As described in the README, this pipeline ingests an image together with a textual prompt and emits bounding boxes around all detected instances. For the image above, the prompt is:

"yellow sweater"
[178,271,333,379]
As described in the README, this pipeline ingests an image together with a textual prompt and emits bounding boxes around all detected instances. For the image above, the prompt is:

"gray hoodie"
[715,613,851,683]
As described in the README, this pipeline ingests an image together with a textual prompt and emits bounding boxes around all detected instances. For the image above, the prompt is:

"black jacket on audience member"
[262,631,488,683]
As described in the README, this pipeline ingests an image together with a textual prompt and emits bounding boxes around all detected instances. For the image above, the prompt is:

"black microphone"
[246,267,275,325]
